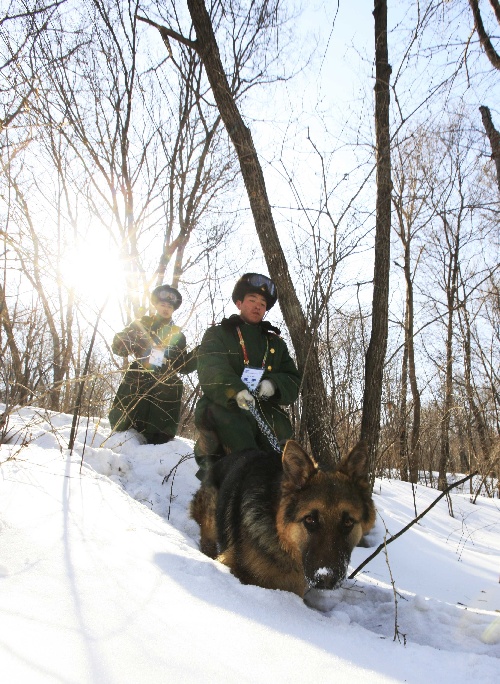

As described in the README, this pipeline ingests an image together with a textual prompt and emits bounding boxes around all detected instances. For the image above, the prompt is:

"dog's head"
[277,440,376,594]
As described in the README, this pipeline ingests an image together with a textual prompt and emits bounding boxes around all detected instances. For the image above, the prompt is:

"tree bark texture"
[460,299,492,467]
[406,252,421,484]
[360,0,392,475]
[182,0,339,468]
[469,0,500,70]
[437,298,454,491]
[479,105,500,194]
[401,230,421,484]
[437,213,459,491]
[399,312,409,482]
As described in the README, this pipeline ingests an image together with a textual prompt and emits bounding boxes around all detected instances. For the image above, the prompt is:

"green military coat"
[109,314,196,442]
[194,314,301,466]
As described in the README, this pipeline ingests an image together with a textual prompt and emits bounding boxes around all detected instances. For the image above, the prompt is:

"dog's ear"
[282,440,317,489]
[338,441,370,482]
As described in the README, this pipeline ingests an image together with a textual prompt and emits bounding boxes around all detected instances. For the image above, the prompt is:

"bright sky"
[0,406,499,683]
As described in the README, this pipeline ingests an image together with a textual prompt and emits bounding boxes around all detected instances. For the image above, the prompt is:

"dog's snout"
[310,566,342,589]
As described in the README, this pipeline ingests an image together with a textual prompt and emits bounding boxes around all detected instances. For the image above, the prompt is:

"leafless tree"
[391,130,436,482]
[0,1,68,133]
[360,0,392,477]
[30,0,238,320]
[138,0,343,468]
[1,157,75,410]
[418,117,494,489]
[0,0,242,415]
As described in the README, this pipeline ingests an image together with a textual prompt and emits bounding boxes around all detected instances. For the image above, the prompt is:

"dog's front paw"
[200,539,218,558]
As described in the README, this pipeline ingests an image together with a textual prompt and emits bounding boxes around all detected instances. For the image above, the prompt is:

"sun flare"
[60,239,127,310]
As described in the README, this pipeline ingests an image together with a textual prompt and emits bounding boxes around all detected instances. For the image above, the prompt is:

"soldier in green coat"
[109,285,197,444]
[194,273,301,479]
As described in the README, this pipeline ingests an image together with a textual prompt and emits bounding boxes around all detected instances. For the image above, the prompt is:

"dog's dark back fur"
[190,440,376,598]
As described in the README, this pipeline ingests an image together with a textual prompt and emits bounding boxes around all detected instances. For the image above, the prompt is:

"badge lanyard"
[147,323,176,370]
[236,326,268,392]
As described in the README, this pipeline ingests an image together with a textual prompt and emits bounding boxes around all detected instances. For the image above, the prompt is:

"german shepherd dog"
[190,440,376,598]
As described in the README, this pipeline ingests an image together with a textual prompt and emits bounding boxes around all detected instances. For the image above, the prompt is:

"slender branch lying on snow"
[349,471,477,580]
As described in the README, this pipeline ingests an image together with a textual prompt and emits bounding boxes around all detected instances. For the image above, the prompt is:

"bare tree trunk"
[360,0,392,475]
[457,420,470,473]
[407,268,421,484]
[144,0,340,468]
[459,294,492,466]
[437,213,459,490]
[392,136,423,485]
[438,298,454,491]
[468,0,500,70]
[403,234,421,484]
[479,105,500,193]
[399,306,409,481]
[469,2,500,189]
[0,283,30,403]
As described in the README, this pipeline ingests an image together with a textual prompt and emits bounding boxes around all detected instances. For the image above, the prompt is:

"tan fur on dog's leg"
[190,486,218,558]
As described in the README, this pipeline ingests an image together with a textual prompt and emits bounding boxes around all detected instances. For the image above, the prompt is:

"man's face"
[236,292,267,324]
[154,300,174,320]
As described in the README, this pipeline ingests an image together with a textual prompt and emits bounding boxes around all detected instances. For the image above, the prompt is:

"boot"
[145,432,174,445]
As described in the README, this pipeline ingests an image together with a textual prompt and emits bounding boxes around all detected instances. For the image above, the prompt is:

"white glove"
[257,379,275,398]
[235,389,255,410]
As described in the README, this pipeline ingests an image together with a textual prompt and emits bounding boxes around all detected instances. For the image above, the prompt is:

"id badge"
[241,366,264,393]
[149,346,165,369]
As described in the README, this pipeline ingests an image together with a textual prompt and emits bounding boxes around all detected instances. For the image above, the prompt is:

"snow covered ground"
[1,406,499,683]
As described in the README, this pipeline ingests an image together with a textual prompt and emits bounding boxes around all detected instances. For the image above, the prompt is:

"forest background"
[1,0,499,497]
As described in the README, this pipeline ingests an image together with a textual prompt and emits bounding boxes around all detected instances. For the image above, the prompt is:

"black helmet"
[151,284,182,310]
[232,273,277,310]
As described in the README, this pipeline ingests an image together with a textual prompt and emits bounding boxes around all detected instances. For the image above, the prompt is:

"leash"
[236,325,281,453]
[247,396,282,453]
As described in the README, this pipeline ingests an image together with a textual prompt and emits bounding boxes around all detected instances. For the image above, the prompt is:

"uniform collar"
[220,314,281,336]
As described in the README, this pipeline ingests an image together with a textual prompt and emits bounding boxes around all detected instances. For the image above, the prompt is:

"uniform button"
[268,366,272,371]
[270,348,275,353]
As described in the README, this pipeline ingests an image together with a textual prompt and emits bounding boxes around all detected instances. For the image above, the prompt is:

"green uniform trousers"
[109,365,183,443]
[193,400,291,479]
